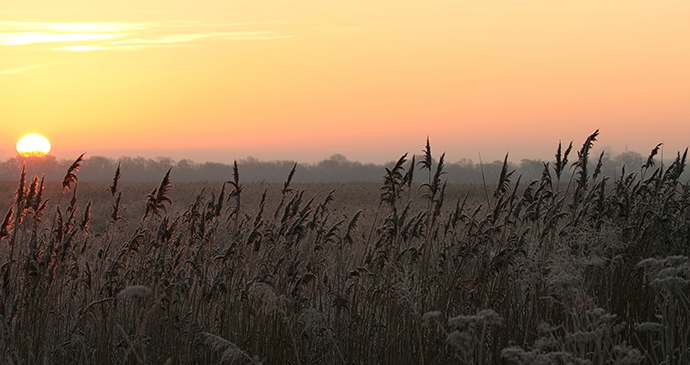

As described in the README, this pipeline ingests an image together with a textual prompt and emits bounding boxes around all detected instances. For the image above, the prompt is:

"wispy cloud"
[221,32,293,41]
[0,21,291,51]
[0,32,121,45]
[110,31,292,45]
[58,45,106,51]
[0,21,144,32]
[0,64,46,75]
[110,33,217,44]
[57,44,191,51]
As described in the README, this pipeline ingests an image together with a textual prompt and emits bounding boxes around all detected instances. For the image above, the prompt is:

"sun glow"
[16,134,51,157]
[0,2,688,163]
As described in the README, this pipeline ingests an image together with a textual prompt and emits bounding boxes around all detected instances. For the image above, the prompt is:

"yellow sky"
[1,1,689,164]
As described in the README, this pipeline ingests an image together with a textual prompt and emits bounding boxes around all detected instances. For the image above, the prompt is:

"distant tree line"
[0,148,682,184]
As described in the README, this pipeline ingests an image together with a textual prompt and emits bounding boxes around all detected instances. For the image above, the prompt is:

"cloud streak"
[0,64,46,75]
[58,45,106,51]
[0,21,291,51]
[110,31,292,44]
[0,21,144,32]
[0,32,121,45]
[57,44,191,51]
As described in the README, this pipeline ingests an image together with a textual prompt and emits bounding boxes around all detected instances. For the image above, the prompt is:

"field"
[1,135,689,364]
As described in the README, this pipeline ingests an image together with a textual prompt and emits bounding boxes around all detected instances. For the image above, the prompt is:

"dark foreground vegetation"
[1,131,689,364]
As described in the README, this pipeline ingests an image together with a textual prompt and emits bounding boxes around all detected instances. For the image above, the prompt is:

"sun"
[16,134,51,157]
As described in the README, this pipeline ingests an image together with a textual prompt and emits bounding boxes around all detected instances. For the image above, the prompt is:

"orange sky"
[1,1,689,164]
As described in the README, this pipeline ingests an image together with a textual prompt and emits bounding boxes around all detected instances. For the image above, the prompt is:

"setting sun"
[16,134,51,157]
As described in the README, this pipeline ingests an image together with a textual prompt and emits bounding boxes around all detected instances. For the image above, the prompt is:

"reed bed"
[0,132,689,364]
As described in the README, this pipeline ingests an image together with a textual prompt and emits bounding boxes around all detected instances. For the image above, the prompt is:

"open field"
[1,135,689,364]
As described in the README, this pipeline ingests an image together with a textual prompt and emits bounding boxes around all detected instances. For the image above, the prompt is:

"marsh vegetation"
[1,133,689,364]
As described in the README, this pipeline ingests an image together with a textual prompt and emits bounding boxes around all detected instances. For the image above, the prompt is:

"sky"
[1,1,689,164]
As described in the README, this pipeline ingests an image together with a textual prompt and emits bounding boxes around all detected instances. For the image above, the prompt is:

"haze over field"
[1,1,689,164]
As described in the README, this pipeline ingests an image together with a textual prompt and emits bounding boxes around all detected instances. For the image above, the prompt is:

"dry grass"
[0,135,688,364]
